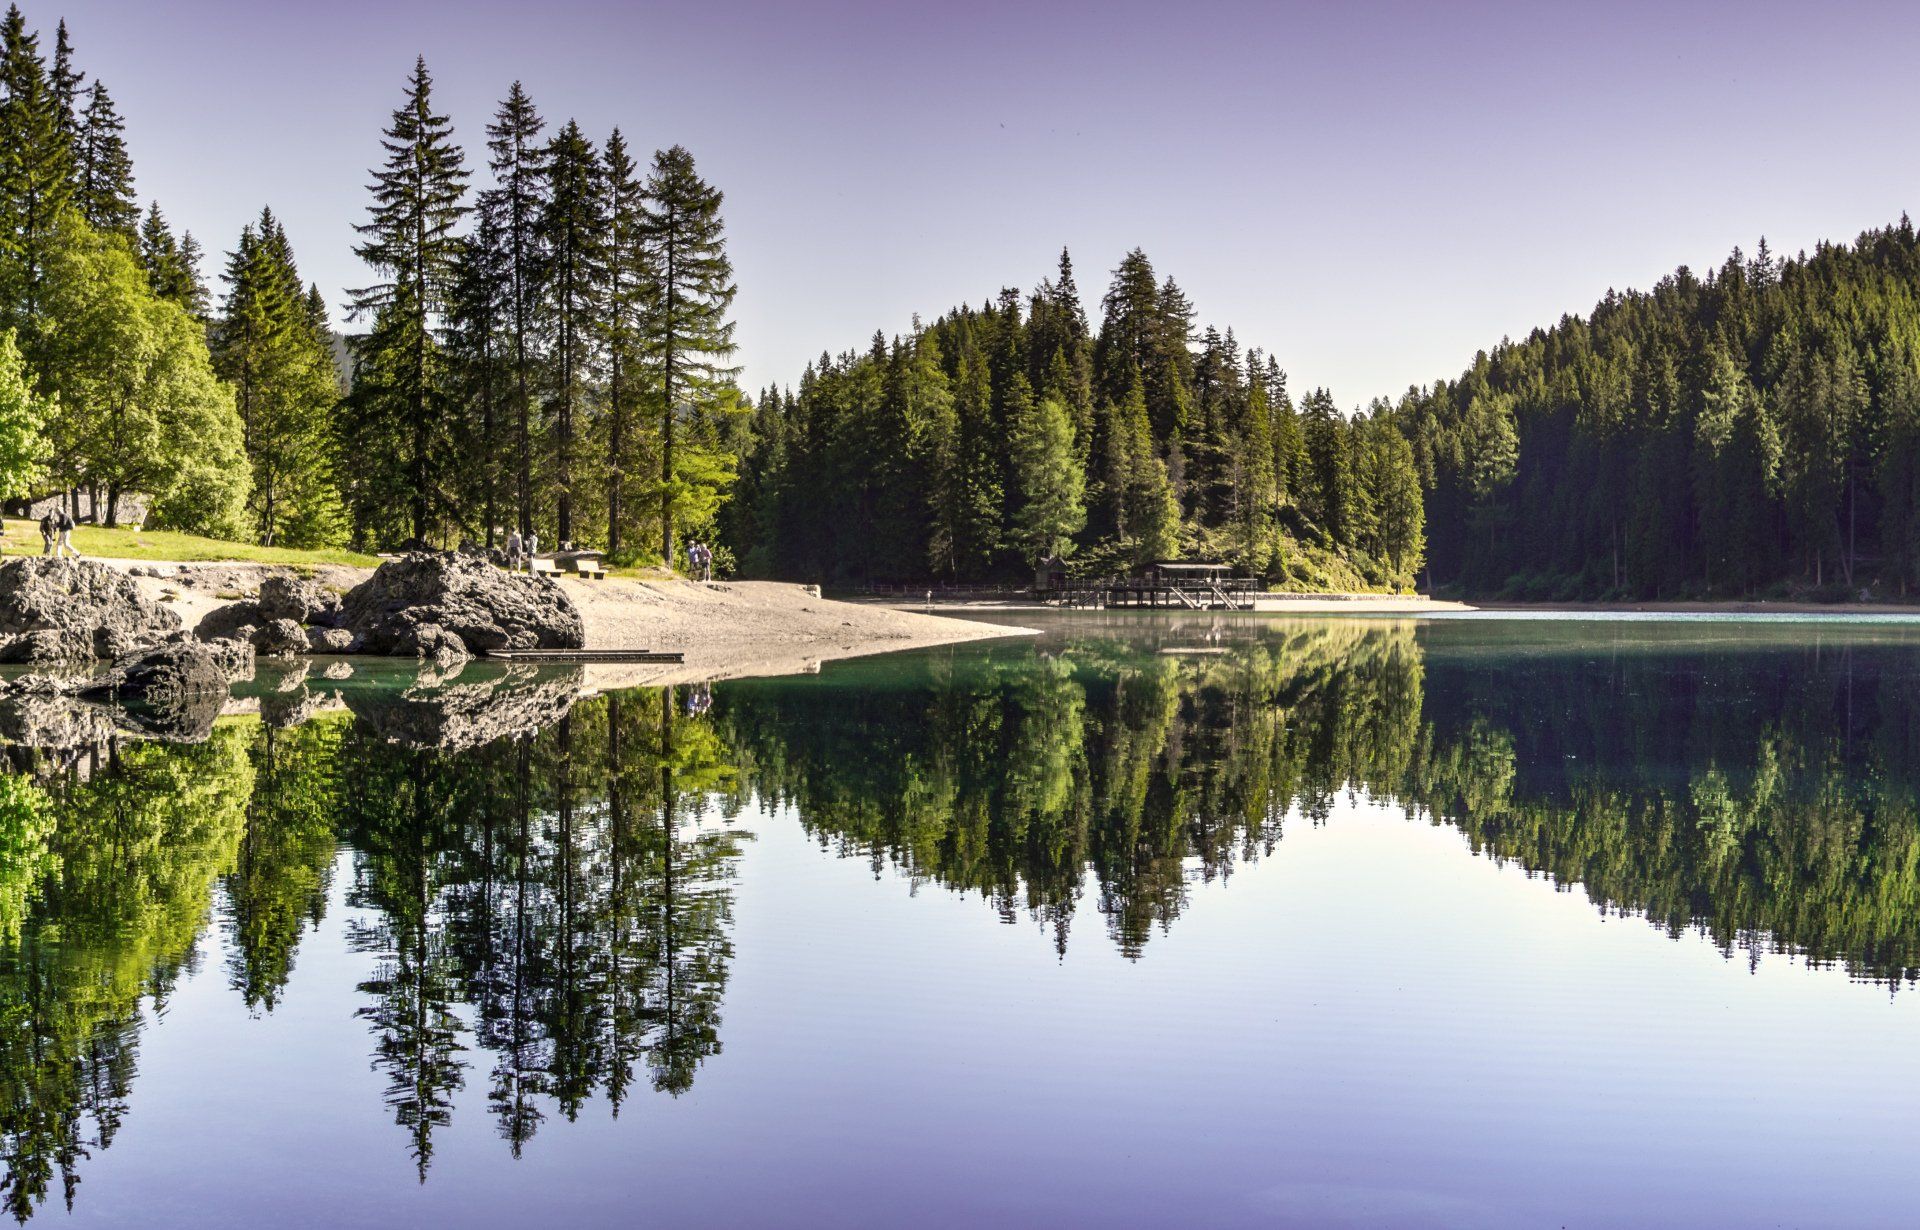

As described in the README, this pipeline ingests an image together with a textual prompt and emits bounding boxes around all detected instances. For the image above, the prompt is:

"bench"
[529,557,559,575]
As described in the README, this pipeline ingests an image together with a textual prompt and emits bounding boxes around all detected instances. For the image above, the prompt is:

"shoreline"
[94,558,1035,685]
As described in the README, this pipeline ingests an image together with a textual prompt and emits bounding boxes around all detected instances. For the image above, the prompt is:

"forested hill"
[724,250,1425,590]
[1402,220,1920,600]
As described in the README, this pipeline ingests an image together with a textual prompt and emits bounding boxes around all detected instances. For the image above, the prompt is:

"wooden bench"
[529,557,559,575]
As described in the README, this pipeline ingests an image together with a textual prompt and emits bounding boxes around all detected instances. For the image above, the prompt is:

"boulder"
[306,626,356,654]
[253,618,309,658]
[195,600,262,643]
[0,558,182,662]
[257,572,343,626]
[340,550,584,658]
[76,640,229,704]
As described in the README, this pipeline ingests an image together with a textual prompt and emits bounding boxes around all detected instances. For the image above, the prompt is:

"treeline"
[342,64,740,558]
[1400,221,1920,598]
[724,249,1425,589]
[0,6,743,557]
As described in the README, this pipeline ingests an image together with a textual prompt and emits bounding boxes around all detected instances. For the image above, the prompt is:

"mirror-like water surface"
[2,615,1918,1228]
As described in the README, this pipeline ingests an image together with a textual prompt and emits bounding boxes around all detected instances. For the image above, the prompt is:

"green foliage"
[1008,387,1085,562]
[37,213,249,536]
[0,328,44,500]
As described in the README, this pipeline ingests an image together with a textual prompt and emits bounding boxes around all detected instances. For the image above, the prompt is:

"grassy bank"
[0,519,380,567]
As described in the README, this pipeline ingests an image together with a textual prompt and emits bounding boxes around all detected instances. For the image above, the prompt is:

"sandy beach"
[96,558,1032,684]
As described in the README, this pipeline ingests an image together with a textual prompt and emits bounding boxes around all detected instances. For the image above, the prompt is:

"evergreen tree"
[1008,381,1085,563]
[534,119,606,545]
[600,127,650,559]
[0,4,73,337]
[74,80,135,236]
[0,325,44,499]
[215,208,346,546]
[481,82,546,538]
[639,145,737,564]
[346,57,469,544]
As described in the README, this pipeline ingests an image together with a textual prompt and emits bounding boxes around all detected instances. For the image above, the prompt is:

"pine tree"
[215,208,346,545]
[481,82,546,538]
[347,57,469,544]
[48,16,77,139]
[639,145,737,564]
[1008,379,1085,564]
[600,128,649,559]
[535,119,606,545]
[74,80,136,236]
[446,205,508,544]
[0,4,74,336]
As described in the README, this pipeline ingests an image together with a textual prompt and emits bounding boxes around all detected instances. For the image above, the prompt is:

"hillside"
[1400,219,1920,601]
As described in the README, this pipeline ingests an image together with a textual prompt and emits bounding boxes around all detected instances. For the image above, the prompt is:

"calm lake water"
[3,614,1919,1228]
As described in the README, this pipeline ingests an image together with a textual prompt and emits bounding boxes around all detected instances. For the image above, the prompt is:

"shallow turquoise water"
[2,614,1917,1227]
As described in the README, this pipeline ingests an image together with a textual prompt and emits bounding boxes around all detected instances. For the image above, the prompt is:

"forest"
[724,249,1426,590]
[0,5,741,560]
[1402,223,1920,599]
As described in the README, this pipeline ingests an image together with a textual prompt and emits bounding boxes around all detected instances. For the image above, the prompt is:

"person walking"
[525,531,539,573]
[505,529,523,572]
[38,512,53,556]
[54,506,77,559]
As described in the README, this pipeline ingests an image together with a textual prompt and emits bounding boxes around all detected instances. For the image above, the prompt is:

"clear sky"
[46,0,1920,407]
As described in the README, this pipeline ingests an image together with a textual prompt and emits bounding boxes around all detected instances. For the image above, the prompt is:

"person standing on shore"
[505,529,523,572]
[54,507,77,558]
[526,531,539,572]
[38,512,53,556]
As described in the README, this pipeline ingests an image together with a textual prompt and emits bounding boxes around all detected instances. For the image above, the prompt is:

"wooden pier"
[1038,561,1259,611]
[484,648,686,663]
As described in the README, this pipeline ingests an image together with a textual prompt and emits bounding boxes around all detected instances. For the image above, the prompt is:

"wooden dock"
[484,648,685,663]
[1039,561,1259,611]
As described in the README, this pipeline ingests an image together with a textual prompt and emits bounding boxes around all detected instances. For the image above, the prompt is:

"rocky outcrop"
[0,558,182,662]
[340,550,584,659]
[194,601,260,644]
[306,626,355,654]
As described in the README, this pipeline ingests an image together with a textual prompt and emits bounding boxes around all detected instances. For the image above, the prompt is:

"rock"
[0,694,121,749]
[76,640,229,704]
[253,618,309,657]
[0,557,182,662]
[340,550,584,658]
[400,622,471,665]
[261,685,326,730]
[257,572,343,625]
[195,600,262,643]
[306,626,356,654]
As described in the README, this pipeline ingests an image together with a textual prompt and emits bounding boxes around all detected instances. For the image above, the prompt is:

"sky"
[44,0,1920,407]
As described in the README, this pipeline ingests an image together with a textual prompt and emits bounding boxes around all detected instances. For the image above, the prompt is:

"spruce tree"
[481,82,546,537]
[639,145,737,564]
[534,119,606,545]
[347,56,469,544]
[600,127,648,558]
[1008,379,1085,564]
[446,206,508,544]
[216,208,346,545]
[48,17,77,138]
[75,80,136,236]
[0,4,73,335]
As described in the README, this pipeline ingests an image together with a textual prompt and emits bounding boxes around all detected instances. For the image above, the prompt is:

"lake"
[2,613,1917,1228]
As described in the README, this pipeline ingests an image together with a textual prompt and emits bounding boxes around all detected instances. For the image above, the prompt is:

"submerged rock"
[0,557,182,662]
[340,550,584,658]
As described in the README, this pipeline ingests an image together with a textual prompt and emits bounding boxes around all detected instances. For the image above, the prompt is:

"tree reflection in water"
[0,621,1918,1214]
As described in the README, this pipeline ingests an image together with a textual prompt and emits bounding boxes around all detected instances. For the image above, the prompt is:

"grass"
[0,519,380,567]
